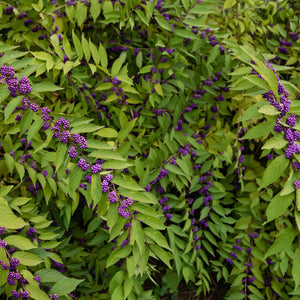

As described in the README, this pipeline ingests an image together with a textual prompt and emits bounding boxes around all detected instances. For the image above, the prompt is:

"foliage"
[0,0,299,299]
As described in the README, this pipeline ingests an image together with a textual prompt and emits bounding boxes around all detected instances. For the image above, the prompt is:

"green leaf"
[50,35,64,60]
[0,85,10,104]
[295,210,300,234]
[15,162,25,181]
[131,219,145,254]
[144,227,171,251]
[175,29,199,40]
[89,39,100,65]
[56,143,67,171]
[86,217,102,235]
[124,276,133,299]
[138,65,152,74]
[90,0,101,22]
[0,197,26,229]
[109,270,124,294]
[126,256,136,278]
[230,66,252,76]
[27,117,43,141]
[87,230,109,246]
[260,155,289,189]
[31,51,54,62]
[137,214,166,230]
[207,46,220,65]
[0,51,28,65]
[38,231,60,241]
[165,164,185,177]
[111,285,124,300]
[103,0,113,14]
[258,104,280,116]
[262,136,288,150]
[4,96,22,122]
[76,2,87,27]
[281,171,297,196]
[189,2,216,14]
[20,272,49,300]
[106,203,118,230]
[20,109,33,136]
[0,185,14,196]
[68,167,84,197]
[155,15,173,32]
[184,16,206,27]
[102,160,133,170]
[71,123,103,134]
[297,189,300,211]
[293,248,300,289]
[135,9,149,26]
[94,127,118,138]
[0,44,19,52]
[264,227,296,259]
[117,189,157,204]
[106,245,131,268]
[182,266,195,283]
[136,51,143,69]
[91,174,102,207]
[13,252,43,266]
[230,77,256,91]
[0,247,9,286]
[112,177,143,190]
[118,118,137,142]
[149,243,172,268]
[154,83,164,97]
[72,30,83,60]
[245,75,270,90]
[99,43,108,69]
[131,202,162,217]
[242,121,274,140]
[234,216,252,230]
[4,236,37,250]
[266,193,294,223]
[89,149,126,161]
[22,282,49,300]
[50,278,84,296]
[35,269,67,282]
[32,82,63,93]
[176,156,193,182]
[111,52,127,77]
[31,0,43,11]
[82,33,91,63]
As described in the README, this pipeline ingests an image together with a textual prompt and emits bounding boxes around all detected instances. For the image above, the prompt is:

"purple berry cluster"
[0,65,32,97]
[294,180,300,189]
[232,128,246,190]
[255,60,300,186]
[278,35,298,54]
[159,197,172,220]
[105,76,127,105]
[26,227,37,236]
[78,158,89,171]
[0,260,9,270]
[11,288,29,299]
[102,173,113,192]
[108,190,118,203]
[118,198,133,218]
[150,169,168,185]
[0,237,30,298]
[199,172,214,206]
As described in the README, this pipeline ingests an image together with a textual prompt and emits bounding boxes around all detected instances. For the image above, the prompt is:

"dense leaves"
[0,0,299,300]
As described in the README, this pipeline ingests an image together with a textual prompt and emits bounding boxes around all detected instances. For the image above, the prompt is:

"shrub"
[0,0,299,299]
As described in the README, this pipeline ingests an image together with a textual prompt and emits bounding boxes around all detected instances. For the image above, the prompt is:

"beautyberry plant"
[0,0,299,300]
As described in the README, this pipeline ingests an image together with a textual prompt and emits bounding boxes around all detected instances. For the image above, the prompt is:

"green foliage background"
[0,0,300,299]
